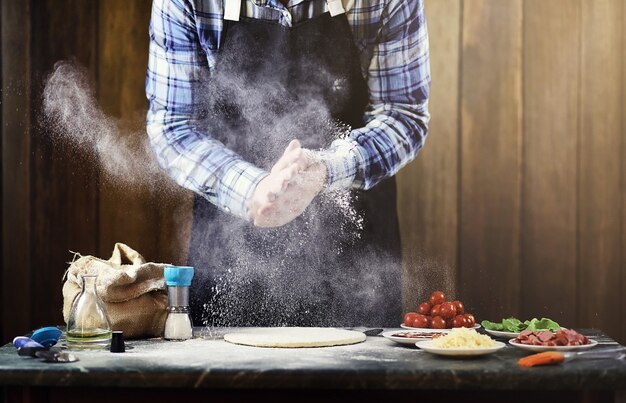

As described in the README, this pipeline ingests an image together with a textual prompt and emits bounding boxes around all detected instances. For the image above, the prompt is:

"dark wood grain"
[97,0,192,266]
[398,0,460,310]
[2,0,626,346]
[29,0,99,330]
[0,0,4,341]
[458,0,523,320]
[578,0,623,341]
[97,0,154,261]
[1,0,31,342]
[521,0,579,326]
[620,0,626,348]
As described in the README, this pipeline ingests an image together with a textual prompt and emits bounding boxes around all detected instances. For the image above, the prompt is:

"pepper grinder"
[163,266,195,340]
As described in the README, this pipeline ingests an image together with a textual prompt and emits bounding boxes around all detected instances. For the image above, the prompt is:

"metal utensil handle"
[567,347,626,361]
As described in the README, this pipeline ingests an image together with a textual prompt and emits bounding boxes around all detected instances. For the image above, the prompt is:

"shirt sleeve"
[322,0,431,191]
[146,0,268,219]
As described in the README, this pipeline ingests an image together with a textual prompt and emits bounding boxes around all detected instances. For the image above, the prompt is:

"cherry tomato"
[464,313,476,327]
[440,302,456,319]
[453,315,467,328]
[403,312,418,326]
[425,315,432,328]
[429,291,446,305]
[431,316,446,329]
[431,304,442,317]
[412,314,429,329]
[445,318,455,328]
[452,300,465,315]
[418,302,431,315]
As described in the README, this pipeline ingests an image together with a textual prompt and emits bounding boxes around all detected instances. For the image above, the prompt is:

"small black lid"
[110,331,125,353]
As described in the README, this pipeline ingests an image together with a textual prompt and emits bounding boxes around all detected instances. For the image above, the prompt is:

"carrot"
[518,351,565,367]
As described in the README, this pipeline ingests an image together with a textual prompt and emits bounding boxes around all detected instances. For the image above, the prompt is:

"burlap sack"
[62,243,168,339]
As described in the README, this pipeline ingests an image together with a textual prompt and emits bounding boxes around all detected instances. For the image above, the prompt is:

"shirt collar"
[251,0,308,9]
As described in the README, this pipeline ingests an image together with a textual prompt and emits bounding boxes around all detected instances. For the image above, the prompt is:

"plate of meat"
[509,329,597,352]
[382,330,447,345]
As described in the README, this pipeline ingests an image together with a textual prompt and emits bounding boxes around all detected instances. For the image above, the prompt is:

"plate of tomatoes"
[401,290,479,331]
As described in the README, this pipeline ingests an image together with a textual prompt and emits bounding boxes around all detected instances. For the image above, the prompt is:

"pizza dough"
[223,327,366,348]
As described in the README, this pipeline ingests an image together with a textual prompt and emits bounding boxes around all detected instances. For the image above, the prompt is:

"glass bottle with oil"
[66,274,112,349]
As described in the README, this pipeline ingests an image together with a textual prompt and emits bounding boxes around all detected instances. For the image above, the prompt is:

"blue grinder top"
[164,266,194,287]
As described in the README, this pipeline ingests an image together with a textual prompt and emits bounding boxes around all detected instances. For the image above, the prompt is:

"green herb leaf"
[484,316,561,332]
[526,317,560,331]
[502,317,525,332]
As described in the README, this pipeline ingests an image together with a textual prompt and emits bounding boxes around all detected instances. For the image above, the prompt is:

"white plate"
[415,340,506,357]
[382,330,447,345]
[400,324,481,332]
[508,338,598,352]
[484,328,520,338]
[400,324,451,332]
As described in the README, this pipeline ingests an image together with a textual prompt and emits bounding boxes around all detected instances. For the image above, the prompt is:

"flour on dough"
[223,327,366,348]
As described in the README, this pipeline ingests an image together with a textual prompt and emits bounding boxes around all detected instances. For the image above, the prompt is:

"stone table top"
[0,328,624,390]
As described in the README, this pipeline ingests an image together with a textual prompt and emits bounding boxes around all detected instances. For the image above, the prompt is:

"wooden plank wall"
[521,0,579,325]
[1,0,32,341]
[398,0,460,310]
[29,0,100,337]
[622,0,626,345]
[459,0,523,320]
[0,0,3,339]
[98,0,159,261]
[98,0,192,266]
[399,0,625,344]
[1,0,626,344]
[577,0,623,343]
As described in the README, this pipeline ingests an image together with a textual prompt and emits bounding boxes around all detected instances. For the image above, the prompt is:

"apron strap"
[224,0,241,21]
[327,0,346,16]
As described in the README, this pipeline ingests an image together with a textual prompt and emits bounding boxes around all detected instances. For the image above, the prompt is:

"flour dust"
[42,60,401,329]
[42,62,181,196]
[403,253,457,308]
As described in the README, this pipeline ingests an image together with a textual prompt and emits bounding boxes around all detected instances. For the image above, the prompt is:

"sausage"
[514,329,591,347]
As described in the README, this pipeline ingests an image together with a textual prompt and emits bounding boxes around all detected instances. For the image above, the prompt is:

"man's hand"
[247,140,327,227]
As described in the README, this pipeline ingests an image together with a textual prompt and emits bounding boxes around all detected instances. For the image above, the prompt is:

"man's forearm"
[147,106,269,219]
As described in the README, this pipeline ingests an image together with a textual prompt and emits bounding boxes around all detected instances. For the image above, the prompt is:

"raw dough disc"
[223,327,366,348]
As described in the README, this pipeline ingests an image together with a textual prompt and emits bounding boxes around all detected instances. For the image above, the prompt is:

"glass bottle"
[66,274,112,349]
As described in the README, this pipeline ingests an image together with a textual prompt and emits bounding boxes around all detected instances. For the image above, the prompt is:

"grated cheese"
[430,327,496,348]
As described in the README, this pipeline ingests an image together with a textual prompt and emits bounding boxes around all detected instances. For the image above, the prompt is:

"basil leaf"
[502,317,524,332]
[481,320,504,331]
[534,318,560,331]
[484,317,561,332]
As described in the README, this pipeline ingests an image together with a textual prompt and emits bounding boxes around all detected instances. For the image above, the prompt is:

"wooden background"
[2,0,625,344]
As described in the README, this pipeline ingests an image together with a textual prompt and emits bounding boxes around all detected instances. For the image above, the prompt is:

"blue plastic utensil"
[31,327,62,347]
[13,336,44,349]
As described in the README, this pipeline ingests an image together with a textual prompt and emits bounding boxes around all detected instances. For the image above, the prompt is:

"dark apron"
[188,7,402,327]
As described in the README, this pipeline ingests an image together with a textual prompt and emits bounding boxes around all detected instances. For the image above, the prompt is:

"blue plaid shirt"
[146,0,430,219]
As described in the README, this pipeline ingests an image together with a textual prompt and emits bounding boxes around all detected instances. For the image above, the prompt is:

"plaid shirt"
[146,0,430,220]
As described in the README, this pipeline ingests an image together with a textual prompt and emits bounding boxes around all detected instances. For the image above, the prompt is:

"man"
[146,0,430,327]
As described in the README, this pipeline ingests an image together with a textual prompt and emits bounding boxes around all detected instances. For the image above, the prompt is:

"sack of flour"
[62,243,168,339]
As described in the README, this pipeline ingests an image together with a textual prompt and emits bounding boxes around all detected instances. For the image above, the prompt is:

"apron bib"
[188,1,401,327]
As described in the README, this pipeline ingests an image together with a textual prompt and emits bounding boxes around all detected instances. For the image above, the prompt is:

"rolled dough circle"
[223,327,366,348]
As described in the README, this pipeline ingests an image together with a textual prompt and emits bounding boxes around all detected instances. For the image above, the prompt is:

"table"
[1,328,624,403]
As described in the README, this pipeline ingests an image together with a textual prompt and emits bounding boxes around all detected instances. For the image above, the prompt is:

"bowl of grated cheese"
[415,328,505,357]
